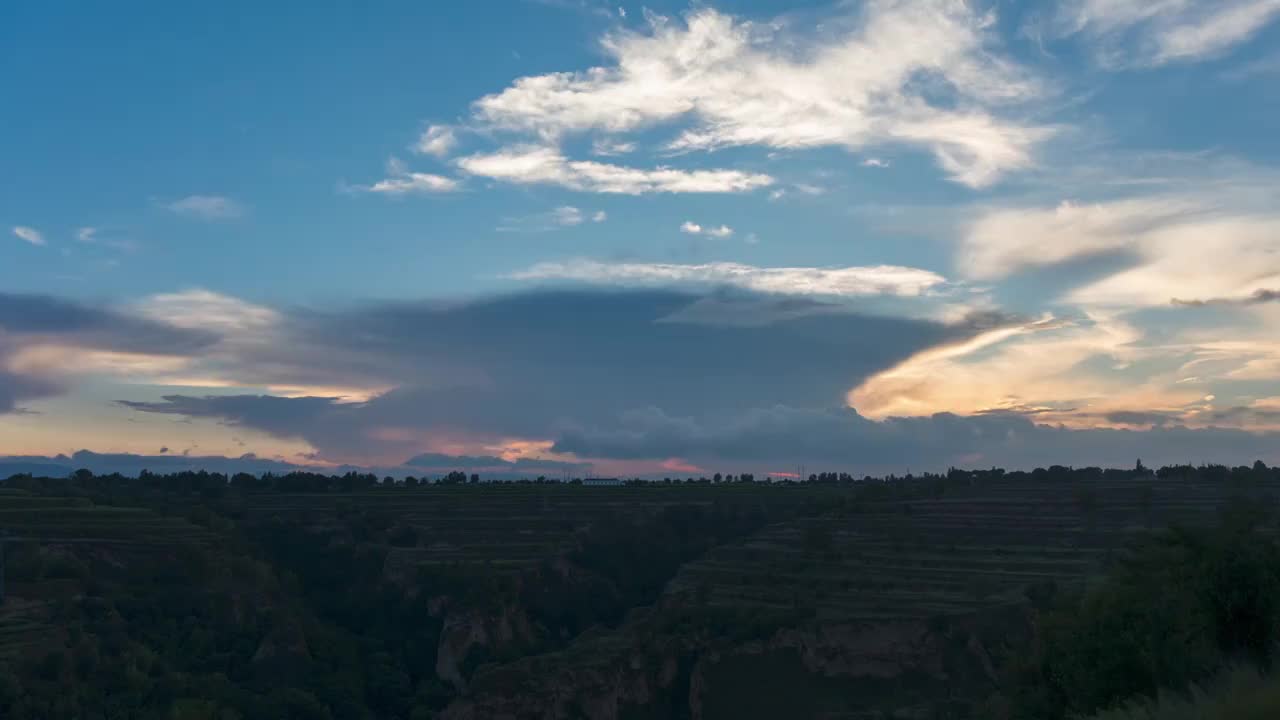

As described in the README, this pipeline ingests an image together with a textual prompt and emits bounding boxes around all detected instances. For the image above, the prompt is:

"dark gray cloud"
[1199,405,1280,426]
[0,285,1256,473]
[121,290,976,460]
[1101,407,1280,429]
[0,450,304,478]
[297,289,965,413]
[119,394,352,440]
[112,289,1280,470]
[0,370,60,414]
[1102,410,1176,426]
[1171,289,1280,307]
[0,450,584,480]
[0,292,220,414]
[553,406,1280,472]
[0,292,217,354]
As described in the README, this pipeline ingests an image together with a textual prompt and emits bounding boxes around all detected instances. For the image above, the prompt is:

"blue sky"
[3,0,1280,476]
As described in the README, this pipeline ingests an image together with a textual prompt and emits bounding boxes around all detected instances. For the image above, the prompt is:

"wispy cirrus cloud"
[848,313,1148,422]
[166,194,244,220]
[352,157,461,195]
[959,187,1280,308]
[12,226,44,246]
[847,310,1280,437]
[75,226,137,252]
[497,205,607,232]
[940,159,1280,423]
[591,138,636,156]
[1054,0,1280,67]
[470,4,1051,187]
[456,145,773,194]
[413,124,457,157]
[508,259,947,298]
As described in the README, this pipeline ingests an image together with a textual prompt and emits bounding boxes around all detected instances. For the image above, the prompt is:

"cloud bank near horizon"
[5,284,1280,474]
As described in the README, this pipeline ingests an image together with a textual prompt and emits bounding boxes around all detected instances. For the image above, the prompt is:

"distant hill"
[0,461,73,478]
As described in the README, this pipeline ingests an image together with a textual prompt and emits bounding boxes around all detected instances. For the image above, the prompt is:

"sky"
[2,0,1280,477]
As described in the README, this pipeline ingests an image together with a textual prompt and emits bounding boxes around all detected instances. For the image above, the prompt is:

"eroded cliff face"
[440,620,692,720]
[434,599,538,691]
[439,606,1024,720]
[688,613,1015,720]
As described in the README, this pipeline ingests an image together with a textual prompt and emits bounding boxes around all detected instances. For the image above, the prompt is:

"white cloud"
[862,158,891,168]
[847,313,1172,422]
[960,190,1280,308]
[498,206,608,232]
[960,196,1204,280]
[12,226,44,246]
[456,145,773,194]
[849,298,1280,431]
[591,138,636,156]
[166,195,243,220]
[1067,216,1280,308]
[554,206,584,226]
[680,221,733,237]
[355,157,460,195]
[414,125,457,157]
[470,5,1050,187]
[1055,0,1280,66]
[135,289,280,333]
[367,174,459,194]
[71,226,136,252]
[509,259,947,297]
[769,183,828,202]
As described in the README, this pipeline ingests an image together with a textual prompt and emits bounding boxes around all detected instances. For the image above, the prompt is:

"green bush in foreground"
[1012,503,1280,719]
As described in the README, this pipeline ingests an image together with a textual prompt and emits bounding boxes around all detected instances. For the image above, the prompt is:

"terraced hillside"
[223,483,828,701]
[234,483,835,577]
[448,473,1280,719]
[0,488,219,681]
[667,474,1270,621]
[3,467,1277,719]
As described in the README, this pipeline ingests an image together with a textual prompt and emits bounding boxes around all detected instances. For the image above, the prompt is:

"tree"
[1013,511,1280,718]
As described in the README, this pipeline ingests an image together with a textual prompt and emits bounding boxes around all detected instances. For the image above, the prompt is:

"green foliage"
[1011,507,1280,719]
